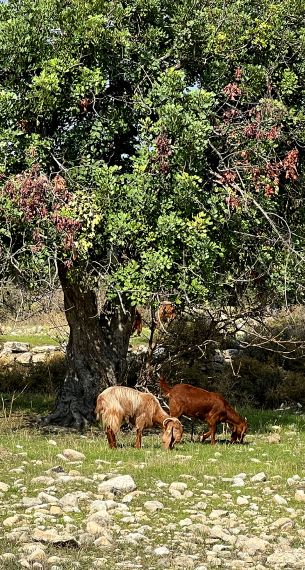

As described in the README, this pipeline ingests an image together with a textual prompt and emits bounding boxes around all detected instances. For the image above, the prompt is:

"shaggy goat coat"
[95,385,183,449]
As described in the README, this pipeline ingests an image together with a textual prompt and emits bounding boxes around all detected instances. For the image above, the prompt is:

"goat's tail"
[159,375,171,396]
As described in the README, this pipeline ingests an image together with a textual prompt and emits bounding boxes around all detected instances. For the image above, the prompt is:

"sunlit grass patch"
[0,334,60,347]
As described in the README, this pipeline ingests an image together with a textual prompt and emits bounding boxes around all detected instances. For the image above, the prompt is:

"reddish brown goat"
[160,377,248,445]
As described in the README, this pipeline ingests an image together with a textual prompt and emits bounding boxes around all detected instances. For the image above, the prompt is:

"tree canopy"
[1,0,305,309]
[1,0,305,425]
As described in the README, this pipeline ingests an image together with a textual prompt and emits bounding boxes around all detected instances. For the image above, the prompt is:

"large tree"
[1,0,305,426]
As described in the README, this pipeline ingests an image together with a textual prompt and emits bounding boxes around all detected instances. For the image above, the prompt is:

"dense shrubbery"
[157,309,305,408]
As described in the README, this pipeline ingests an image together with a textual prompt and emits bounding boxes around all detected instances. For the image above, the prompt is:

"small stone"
[37,492,58,504]
[2,341,30,353]
[31,476,55,486]
[47,556,63,564]
[22,497,42,508]
[235,535,269,554]
[0,553,16,561]
[124,532,148,544]
[50,506,63,516]
[154,546,170,556]
[144,500,164,512]
[287,475,301,486]
[273,494,288,506]
[251,472,267,483]
[93,534,112,547]
[32,529,79,548]
[0,482,9,492]
[62,449,85,461]
[169,481,188,492]
[59,492,79,511]
[270,517,294,530]
[237,496,249,506]
[28,548,46,562]
[267,434,281,444]
[19,560,31,569]
[267,549,305,567]
[209,509,229,520]
[3,515,20,526]
[179,518,193,527]
[173,555,195,568]
[209,525,233,543]
[98,475,136,495]
[295,489,305,502]
[232,478,245,487]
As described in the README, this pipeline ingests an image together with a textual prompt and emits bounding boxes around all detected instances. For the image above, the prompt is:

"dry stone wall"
[0,341,63,365]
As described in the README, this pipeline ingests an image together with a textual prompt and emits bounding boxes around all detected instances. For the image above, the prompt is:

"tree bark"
[42,264,135,429]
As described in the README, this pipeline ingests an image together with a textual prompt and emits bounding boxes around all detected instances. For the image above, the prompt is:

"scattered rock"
[295,489,305,502]
[32,529,79,548]
[273,494,288,506]
[154,546,170,556]
[62,449,85,461]
[270,517,294,530]
[267,548,305,567]
[267,434,281,444]
[98,475,136,495]
[2,341,30,353]
[144,500,164,512]
[251,472,267,483]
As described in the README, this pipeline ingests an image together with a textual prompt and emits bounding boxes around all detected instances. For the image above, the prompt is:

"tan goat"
[95,386,183,449]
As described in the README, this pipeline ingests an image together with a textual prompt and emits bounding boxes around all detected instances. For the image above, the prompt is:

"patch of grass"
[0,334,60,347]
[129,327,150,347]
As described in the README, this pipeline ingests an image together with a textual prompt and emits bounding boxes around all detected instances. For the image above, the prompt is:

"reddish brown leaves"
[226,192,241,209]
[223,82,242,101]
[282,148,299,181]
[155,133,172,174]
[4,166,81,256]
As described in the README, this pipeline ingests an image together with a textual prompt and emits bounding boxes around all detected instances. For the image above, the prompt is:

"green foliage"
[0,0,305,309]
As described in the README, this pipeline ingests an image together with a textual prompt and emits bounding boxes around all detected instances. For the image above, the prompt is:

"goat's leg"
[230,430,238,444]
[135,429,142,449]
[135,415,146,449]
[210,423,217,445]
[106,427,117,449]
[200,429,211,443]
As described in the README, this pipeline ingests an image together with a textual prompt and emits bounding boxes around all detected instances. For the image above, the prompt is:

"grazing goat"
[95,386,183,449]
[159,377,247,445]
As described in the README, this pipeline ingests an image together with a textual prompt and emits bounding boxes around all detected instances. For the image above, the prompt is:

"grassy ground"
[0,396,305,569]
[0,334,60,347]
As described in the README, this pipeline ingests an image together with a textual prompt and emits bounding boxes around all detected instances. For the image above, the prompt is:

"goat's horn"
[163,417,174,427]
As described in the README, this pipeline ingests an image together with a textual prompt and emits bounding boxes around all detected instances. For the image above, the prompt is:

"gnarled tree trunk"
[43,265,135,428]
